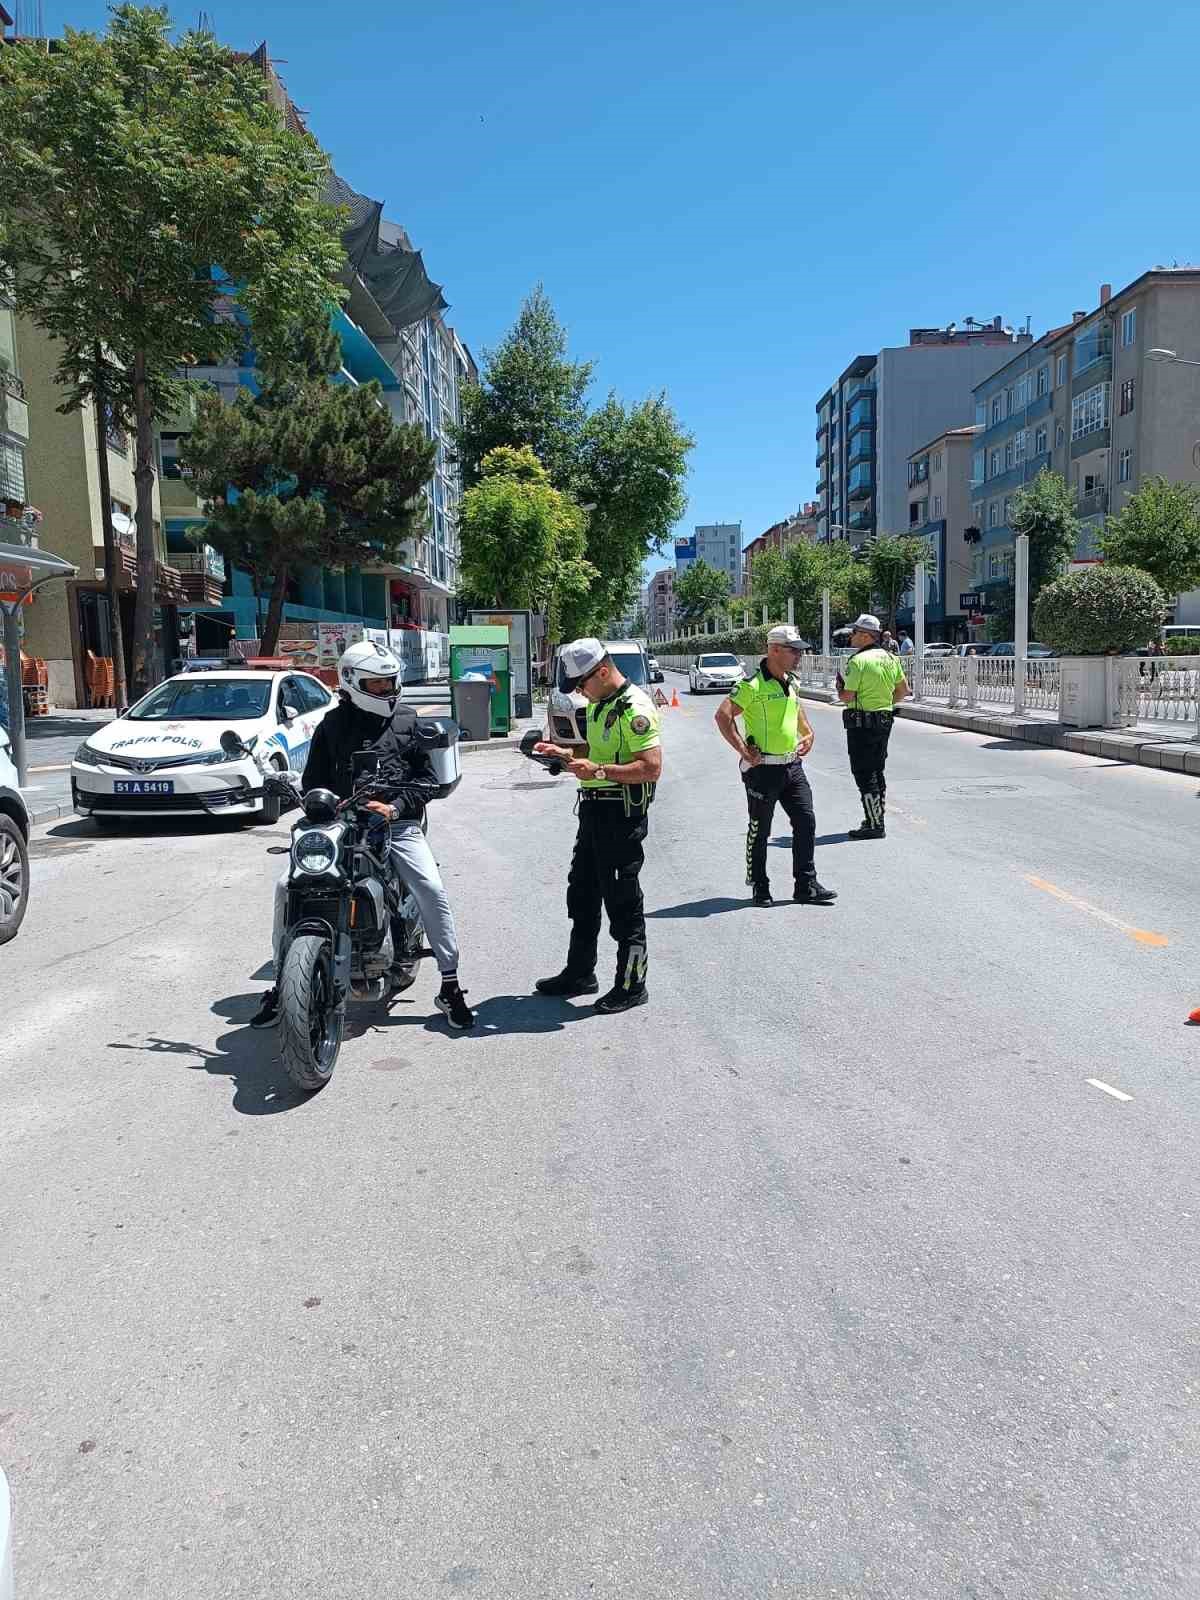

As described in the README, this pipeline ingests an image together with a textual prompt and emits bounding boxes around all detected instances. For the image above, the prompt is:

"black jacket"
[301,698,440,820]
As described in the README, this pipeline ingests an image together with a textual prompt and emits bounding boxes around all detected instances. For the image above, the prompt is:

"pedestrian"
[837,613,910,840]
[714,624,837,909]
[533,638,662,1013]
[897,629,915,657]
[881,630,900,655]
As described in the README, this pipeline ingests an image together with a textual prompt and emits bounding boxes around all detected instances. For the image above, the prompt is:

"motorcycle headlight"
[203,735,258,765]
[293,829,339,875]
[75,741,102,767]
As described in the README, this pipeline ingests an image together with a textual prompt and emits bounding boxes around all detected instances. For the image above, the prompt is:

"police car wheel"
[255,758,288,826]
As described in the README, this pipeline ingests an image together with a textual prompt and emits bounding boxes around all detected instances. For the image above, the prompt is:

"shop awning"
[0,541,78,606]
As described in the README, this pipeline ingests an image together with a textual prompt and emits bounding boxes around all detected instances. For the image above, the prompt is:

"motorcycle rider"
[250,639,474,1031]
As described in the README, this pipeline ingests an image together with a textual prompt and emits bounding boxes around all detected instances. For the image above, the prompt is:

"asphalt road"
[3,672,1200,1598]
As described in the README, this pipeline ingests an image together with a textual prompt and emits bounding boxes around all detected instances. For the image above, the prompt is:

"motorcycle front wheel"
[279,933,343,1092]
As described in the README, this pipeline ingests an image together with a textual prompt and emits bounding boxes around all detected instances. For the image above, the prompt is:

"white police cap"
[767,624,806,648]
[851,613,882,634]
[559,637,607,688]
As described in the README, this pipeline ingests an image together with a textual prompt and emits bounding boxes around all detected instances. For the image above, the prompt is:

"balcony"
[846,404,874,440]
[847,433,873,468]
[815,418,828,440]
[172,546,227,605]
[847,465,873,501]
[908,461,929,487]
[1076,486,1108,518]
[848,504,873,532]
[845,377,876,405]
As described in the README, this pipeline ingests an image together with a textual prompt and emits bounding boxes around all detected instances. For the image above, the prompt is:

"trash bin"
[451,678,491,742]
[449,625,511,736]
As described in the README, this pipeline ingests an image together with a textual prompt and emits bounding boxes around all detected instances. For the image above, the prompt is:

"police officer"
[715,624,837,909]
[837,612,910,840]
[533,638,662,1013]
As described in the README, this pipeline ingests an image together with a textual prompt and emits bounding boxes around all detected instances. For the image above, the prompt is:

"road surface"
[3,676,1200,1598]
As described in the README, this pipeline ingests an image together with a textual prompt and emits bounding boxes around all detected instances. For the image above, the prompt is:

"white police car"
[72,669,336,826]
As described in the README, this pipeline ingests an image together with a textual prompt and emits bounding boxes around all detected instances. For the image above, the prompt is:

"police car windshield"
[700,653,738,667]
[127,678,272,721]
[557,650,648,690]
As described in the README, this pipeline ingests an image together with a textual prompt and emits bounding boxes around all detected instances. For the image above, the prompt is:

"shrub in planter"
[1033,564,1167,656]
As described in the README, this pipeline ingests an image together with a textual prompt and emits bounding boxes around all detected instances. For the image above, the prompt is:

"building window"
[991,396,1003,425]
[1119,447,1132,483]
[1055,421,1066,448]
[988,500,999,528]
[0,438,26,501]
[1057,354,1068,386]
[1036,365,1049,397]
[931,450,942,474]
[1120,378,1136,415]
[932,494,943,517]
[1121,308,1136,347]
[972,449,985,485]
[1003,497,1013,525]
[1004,442,1014,470]
[1035,424,1048,456]
[1014,429,1027,465]
[989,449,1001,476]
[1071,382,1110,441]
[972,501,983,527]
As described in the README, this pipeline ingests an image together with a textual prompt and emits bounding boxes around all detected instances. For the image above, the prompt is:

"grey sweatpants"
[272,820,460,977]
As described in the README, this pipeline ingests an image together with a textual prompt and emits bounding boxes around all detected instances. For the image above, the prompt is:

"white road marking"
[1086,1078,1133,1103]
[1024,874,1169,947]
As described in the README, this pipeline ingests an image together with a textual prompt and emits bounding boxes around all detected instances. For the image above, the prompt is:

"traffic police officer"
[715,624,837,908]
[837,612,910,840]
[533,638,662,1013]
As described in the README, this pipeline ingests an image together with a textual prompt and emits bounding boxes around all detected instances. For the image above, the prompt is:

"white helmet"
[338,639,403,716]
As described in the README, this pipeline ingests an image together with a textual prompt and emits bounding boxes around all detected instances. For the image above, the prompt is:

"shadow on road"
[361,991,600,1038]
[647,896,748,918]
[46,814,263,843]
[26,713,113,743]
[768,832,851,847]
[108,992,316,1115]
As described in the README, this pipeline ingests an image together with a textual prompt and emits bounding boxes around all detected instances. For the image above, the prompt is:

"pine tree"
[181,323,437,654]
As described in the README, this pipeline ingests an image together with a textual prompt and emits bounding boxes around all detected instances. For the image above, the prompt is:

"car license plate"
[113,779,175,796]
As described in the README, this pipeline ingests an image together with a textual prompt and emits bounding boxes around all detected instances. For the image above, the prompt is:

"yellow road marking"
[1024,874,1168,947]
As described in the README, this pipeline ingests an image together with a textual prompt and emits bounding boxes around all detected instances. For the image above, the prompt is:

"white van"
[547,640,651,746]
[1161,625,1200,651]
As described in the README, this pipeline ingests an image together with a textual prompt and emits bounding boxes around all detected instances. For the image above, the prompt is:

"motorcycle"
[218,731,433,1093]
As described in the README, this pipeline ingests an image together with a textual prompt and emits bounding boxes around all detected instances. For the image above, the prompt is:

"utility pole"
[1013,533,1029,714]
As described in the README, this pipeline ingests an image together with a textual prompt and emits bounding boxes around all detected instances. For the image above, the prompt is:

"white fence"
[659,650,1200,736]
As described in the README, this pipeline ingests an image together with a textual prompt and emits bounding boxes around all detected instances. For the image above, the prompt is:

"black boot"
[794,880,837,904]
[595,985,649,1014]
[535,969,600,997]
[751,883,774,907]
[848,794,885,840]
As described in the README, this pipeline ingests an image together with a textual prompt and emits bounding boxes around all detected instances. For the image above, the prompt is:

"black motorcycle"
[219,732,428,1092]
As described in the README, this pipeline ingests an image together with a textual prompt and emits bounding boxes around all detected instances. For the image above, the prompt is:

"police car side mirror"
[220,729,247,757]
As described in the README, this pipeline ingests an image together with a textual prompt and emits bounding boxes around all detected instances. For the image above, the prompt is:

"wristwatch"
[594,766,608,781]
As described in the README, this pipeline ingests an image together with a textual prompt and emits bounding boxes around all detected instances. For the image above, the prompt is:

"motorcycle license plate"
[114,779,175,795]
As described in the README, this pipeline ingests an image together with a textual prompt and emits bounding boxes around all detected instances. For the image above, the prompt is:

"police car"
[71,669,336,826]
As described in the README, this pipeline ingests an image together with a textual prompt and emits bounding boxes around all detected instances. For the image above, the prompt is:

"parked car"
[0,724,30,945]
[988,641,1056,657]
[71,668,337,827]
[647,655,664,683]
[689,652,746,694]
[921,642,954,658]
[547,640,652,746]
[955,643,992,657]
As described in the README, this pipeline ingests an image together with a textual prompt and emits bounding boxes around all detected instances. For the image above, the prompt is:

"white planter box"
[1057,656,1131,729]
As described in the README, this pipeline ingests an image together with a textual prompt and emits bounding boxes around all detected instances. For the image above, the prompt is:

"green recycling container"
[449,625,511,737]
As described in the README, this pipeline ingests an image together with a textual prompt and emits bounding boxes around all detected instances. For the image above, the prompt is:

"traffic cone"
[670,688,680,709]
[1189,1007,1200,1025]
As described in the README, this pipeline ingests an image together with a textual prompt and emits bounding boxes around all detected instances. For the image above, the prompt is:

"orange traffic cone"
[1189,1008,1200,1025]
[670,688,680,709]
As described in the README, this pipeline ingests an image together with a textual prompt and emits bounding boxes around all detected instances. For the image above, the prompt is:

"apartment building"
[676,523,743,591]
[900,427,980,642]
[0,294,30,541]
[814,320,1031,550]
[645,567,675,639]
[971,268,1200,619]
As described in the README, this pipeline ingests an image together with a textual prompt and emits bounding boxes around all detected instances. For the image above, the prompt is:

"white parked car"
[547,640,652,746]
[72,669,337,827]
[921,641,954,658]
[0,724,30,944]
[689,652,746,694]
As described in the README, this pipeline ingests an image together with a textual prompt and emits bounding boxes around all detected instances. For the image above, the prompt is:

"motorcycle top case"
[415,716,463,798]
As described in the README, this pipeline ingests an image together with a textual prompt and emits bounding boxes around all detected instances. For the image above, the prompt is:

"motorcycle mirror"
[219,730,245,756]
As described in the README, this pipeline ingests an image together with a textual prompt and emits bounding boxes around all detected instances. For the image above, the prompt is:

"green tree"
[675,559,731,626]
[181,322,437,654]
[453,287,592,489]
[1099,476,1200,597]
[457,446,595,646]
[867,534,929,630]
[453,288,692,636]
[987,469,1081,641]
[570,393,692,636]
[1034,564,1167,655]
[0,5,346,694]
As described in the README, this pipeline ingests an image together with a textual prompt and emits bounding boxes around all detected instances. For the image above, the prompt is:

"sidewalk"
[794,684,1200,776]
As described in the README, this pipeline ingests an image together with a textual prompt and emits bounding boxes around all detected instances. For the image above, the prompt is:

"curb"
[792,685,1200,777]
[28,801,76,827]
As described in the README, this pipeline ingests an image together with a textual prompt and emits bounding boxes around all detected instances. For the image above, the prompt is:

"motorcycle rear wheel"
[279,934,343,1092]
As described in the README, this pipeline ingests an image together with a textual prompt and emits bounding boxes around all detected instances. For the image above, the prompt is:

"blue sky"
[48,0,1200,575]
